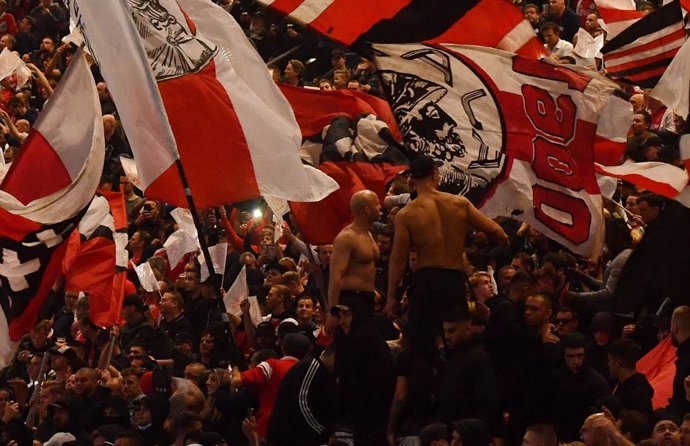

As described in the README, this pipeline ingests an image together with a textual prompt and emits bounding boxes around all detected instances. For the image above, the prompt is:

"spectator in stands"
[333,68,351,89]
[29,0,66,41]
[282,59,305,87]
[543,0,580,42]
[231,333,310,440]
[15,15,39,55]
[438,309,501,439]
[159,290,194,342]
[549,333,610,441]
[542,22,574,63]
[524,3,543,35]
[636,193,663,226]
[555,306,580,335]
[627,111,655,148]
[522,424,559,446]
[317,78,333,90]
[607,338,653,415]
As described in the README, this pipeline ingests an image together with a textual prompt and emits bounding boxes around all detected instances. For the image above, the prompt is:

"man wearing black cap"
[120,294,173,359]
[385,154,508,423]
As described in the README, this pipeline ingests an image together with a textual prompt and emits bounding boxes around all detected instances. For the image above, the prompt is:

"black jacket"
[614,372,654,415]
[437,337,502,436]
[267,357,337,446]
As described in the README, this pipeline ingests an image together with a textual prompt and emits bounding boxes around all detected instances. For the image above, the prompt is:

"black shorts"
[338,289,375,320]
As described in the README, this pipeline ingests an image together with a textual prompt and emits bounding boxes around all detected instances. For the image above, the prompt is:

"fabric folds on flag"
[374,44,622,257]
[279,85,401,141]
[651,37,690,120]
[70,0,337,209]
[258,0,547,59]
[288,113,408,244]
[601,0,687,88]
[62,191,128,328]
[0,50,103,359]
[594,0,645,40]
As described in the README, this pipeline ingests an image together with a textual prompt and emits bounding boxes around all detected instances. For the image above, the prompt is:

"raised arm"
[466,198,509,247]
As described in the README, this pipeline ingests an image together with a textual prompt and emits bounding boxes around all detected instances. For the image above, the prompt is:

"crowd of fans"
[0,1,688,446]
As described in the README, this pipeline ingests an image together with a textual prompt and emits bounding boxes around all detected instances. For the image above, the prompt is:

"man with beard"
[326,190,395,445]
[667,306,690,418]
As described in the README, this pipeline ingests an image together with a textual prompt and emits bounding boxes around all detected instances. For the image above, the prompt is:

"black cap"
[408,154,442,179]
[265,263,288,275]
[50,345,77,360]
[122,294,145,312]
[174,332,194,344]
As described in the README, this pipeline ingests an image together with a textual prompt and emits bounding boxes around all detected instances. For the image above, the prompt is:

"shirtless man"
[385,154,508,422]
[325,190,395,445]
[325,189,381,334]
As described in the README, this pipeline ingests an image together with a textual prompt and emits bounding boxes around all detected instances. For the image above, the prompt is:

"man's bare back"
[395,190,468,270]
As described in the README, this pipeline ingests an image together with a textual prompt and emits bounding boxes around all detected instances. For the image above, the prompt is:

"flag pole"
[173,159,245,367]
[173,159,218,290]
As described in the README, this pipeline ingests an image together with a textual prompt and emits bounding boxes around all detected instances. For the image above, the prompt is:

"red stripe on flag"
[605,28,686,61]
[64,235,116,327]
[269,0,410,45]
[0,207,42,241]
[606,47,681,73]
[430,0,525,47]
[9,241,67,341]
[594,165,683,197]
[279,84,401,140]
[598,7,645,21]
[516,38,550,59]
[0,130,71,205]
[99,189,127,230]
[150,60,260,207]
[620,64,670,82]
[594,134,626,166]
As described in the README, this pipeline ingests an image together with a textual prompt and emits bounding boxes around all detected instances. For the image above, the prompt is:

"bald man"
[326,189,394,445]
[326,189,381,331]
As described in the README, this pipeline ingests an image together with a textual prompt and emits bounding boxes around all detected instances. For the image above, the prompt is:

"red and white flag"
[594,0,644,39]
[651,36,690,121]
[601,0,687,88]
[258,0,547,59]
[0,50,103,365]
[63,191,129,328]
[374,44,623,258]
[69,0,337,209]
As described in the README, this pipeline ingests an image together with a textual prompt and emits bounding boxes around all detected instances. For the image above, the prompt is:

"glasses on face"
[201,338,214,345]
[556,318,573,324]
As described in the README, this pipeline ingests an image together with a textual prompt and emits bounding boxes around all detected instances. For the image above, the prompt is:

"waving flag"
[258,0,547,59]
[374,44,624,257]
[594,0,644,40]
[69,0,337,209]
[601,0,687,88]
[0,50,103,363]
[62,191,129,327]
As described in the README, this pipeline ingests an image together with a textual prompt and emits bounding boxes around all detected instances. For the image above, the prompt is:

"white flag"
[134,262,160,293]
[163,229,198,268]
[223,265,248,317]
[651,37,690,120]
[199,243,228,282]
[247,295,263,327]
[573,28,604,59]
